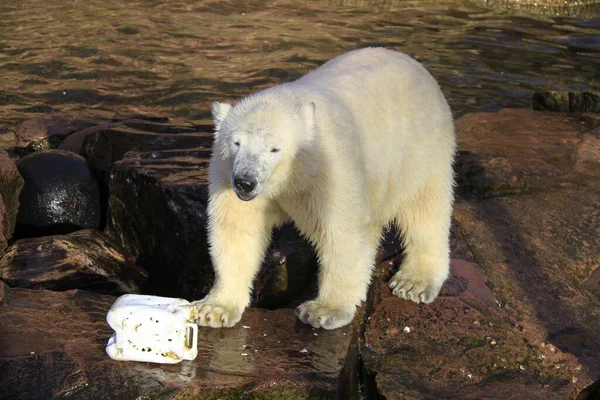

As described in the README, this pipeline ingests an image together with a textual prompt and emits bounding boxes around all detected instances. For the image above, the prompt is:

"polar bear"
[192,48,456,330]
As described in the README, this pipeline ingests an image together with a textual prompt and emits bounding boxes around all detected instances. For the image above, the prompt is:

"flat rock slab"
[0,229,147,295]
[455,108,592,189]
[0,282,355,399]
[76,120,213,185]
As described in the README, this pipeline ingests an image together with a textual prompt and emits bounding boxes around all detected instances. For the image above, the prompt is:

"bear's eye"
[270,148,280,153]
[233,141,240,147]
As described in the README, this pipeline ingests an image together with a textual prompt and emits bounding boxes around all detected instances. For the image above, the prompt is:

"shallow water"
[0,0,599,132]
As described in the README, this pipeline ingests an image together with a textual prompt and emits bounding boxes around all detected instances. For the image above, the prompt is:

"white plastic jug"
[106,294,198,364]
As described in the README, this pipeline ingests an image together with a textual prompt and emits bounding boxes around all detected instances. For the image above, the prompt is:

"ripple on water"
[0,0,599,132]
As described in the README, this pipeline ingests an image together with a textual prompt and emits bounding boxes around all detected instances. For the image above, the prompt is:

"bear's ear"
[211,101,232,132]
[297,102,316,139]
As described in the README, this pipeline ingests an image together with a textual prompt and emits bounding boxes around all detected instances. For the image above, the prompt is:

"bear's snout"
[233,177,257,201]
[234,177,256,193]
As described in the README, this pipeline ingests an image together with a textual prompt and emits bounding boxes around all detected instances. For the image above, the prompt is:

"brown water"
[1,0,599,133]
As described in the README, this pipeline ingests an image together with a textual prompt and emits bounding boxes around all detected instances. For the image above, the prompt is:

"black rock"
[15,150,102,238]
[533,91,600,113]
[106,148,319,304]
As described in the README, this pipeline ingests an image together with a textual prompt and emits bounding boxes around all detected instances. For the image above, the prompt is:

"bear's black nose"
[234,178,256,193]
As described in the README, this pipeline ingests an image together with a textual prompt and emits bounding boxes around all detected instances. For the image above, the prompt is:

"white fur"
[192,48,456,330]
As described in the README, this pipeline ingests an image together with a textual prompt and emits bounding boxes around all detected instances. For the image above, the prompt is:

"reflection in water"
[0,0,599,134]
[128,310,352,387]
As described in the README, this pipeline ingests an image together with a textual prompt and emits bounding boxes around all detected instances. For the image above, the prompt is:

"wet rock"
[106,149,319,305]
[0,229,147,295]
[15,150,101,238]
[67,119,212,187]
[0,282,356,399]
[106,148,212,299]
[255,224,318,309]
[577,379,600,400]
[533,91,600,113]
[469,0,600,18]
[455,152,527,199]
[15,111,109,152]
[14,110,172,153]
[0,150,24,251]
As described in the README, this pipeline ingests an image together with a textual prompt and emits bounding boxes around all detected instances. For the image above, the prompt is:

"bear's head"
[211,96,316,201]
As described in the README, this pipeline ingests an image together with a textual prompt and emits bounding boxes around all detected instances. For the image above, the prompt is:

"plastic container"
[106,294,198,364]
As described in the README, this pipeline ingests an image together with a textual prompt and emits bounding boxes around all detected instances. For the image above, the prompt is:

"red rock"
[363,109,600,399]
[455,108,589,188]
[583,266,600,298]
[574,128,600,175]
[0,150,24,251]
[14,111,113,150]
[14,111,175,152]
[455,152,527,199]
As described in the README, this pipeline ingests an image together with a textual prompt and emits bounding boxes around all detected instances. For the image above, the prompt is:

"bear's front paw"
[191,300,244,328]
[296,300,355,330]
[388,270,445,304]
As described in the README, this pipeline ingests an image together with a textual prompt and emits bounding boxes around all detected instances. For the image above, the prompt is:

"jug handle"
[183,322,198,359]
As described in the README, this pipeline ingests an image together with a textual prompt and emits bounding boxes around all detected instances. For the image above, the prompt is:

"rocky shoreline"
[0,95,599,399]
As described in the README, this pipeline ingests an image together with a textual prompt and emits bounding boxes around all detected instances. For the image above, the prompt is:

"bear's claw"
[296,300,355,330]
[191,300,243,328]
[388,272,442,304]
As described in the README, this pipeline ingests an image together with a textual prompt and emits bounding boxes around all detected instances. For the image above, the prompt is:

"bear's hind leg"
[389,177,453,303]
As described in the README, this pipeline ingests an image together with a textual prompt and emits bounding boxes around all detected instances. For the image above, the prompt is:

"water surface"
[1,0,599,132]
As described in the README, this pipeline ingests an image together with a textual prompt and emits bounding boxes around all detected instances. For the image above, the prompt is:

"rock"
[15,111,109,152]
[533,91,600,113]
[455,152,527,199]
[0,282,357,399]
[361,109,600,398]
[106,148,212,300]
[583,266,600,298]
[15,150,102,238]
[0,150,24,251]
[455,108,591,189]
[255,224,318,309]
[106,149,320,305]
[573,128,600,175]
[0,229,147,295]
[469,0,600,18]
[71,119,213,186]
[452,115,600,383]
[362,257,592,399]
[532,91,571,112]
[577,379,600,400]
[14,111,172,153]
